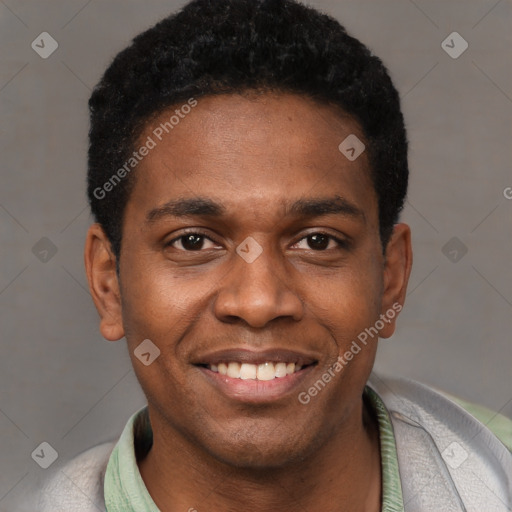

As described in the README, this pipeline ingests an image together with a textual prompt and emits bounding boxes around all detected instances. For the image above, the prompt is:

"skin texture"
[85,92,412,512]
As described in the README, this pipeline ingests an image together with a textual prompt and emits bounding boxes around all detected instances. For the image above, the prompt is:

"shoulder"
[368,373,512,511]
[368,373,512,451]
[23,441,116,512]
[442,392,512,451]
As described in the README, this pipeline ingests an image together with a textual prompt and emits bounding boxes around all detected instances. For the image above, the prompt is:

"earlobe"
[379,223,413,339]
[84,224,125,341]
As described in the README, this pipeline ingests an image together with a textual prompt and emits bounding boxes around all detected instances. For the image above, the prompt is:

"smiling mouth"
[199,361,317,381]
[193,348,319,401]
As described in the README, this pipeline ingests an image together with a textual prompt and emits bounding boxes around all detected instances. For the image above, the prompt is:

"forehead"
[125,92,377,226]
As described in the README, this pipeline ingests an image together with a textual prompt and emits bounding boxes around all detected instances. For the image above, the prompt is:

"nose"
[213,242,304,329]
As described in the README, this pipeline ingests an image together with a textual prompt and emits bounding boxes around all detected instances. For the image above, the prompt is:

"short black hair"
[87,0,408,260]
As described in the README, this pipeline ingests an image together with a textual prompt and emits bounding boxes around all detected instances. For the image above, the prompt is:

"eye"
[293,232,348,251]
[166,232,220,251]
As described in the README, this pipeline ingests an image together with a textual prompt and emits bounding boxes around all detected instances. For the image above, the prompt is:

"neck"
[139,397,381,512]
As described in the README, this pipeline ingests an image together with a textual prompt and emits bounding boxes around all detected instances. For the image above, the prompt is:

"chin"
[215,444,305,471]
[200,425,316,471]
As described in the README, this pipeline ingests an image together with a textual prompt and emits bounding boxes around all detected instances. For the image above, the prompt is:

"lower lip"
[197,365,316,403]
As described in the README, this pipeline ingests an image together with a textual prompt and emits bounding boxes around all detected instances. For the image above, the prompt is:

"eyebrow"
[146,195,365,224]
[146,197,225,223]
[287,196,364,220]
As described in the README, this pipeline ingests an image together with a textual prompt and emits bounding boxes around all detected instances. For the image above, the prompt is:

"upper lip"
[193,348,318,367]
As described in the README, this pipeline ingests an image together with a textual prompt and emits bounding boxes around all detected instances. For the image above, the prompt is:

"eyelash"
[166,229,350,252]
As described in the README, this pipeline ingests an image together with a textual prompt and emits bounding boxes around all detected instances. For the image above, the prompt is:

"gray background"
[1,0,511,507]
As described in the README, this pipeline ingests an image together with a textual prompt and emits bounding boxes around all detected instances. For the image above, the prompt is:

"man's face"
[95,93,406,468]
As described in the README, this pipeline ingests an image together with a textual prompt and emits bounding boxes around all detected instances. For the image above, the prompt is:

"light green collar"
[104,406,159,511]
[104,388,404,511]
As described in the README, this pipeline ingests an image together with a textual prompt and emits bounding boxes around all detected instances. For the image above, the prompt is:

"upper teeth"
[209,362,301,380]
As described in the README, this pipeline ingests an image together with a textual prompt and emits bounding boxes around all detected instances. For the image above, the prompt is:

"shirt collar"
[104,385,404,511]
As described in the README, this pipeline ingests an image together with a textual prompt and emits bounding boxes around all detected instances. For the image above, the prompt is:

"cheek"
[310,270,382,398]
[118,267,195,407]
[119,259,200,339]
[311,262,383,338]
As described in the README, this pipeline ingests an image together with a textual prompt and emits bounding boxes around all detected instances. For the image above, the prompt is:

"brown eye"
[293,232,348,251]
[307,234,330,250]
[180,234,206,251]
[167,232,219,251]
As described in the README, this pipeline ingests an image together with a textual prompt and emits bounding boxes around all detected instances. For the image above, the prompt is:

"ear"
[84,224,125,341]
[378,223,413,339]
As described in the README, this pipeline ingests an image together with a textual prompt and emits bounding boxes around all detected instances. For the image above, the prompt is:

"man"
[25,0,512,510]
